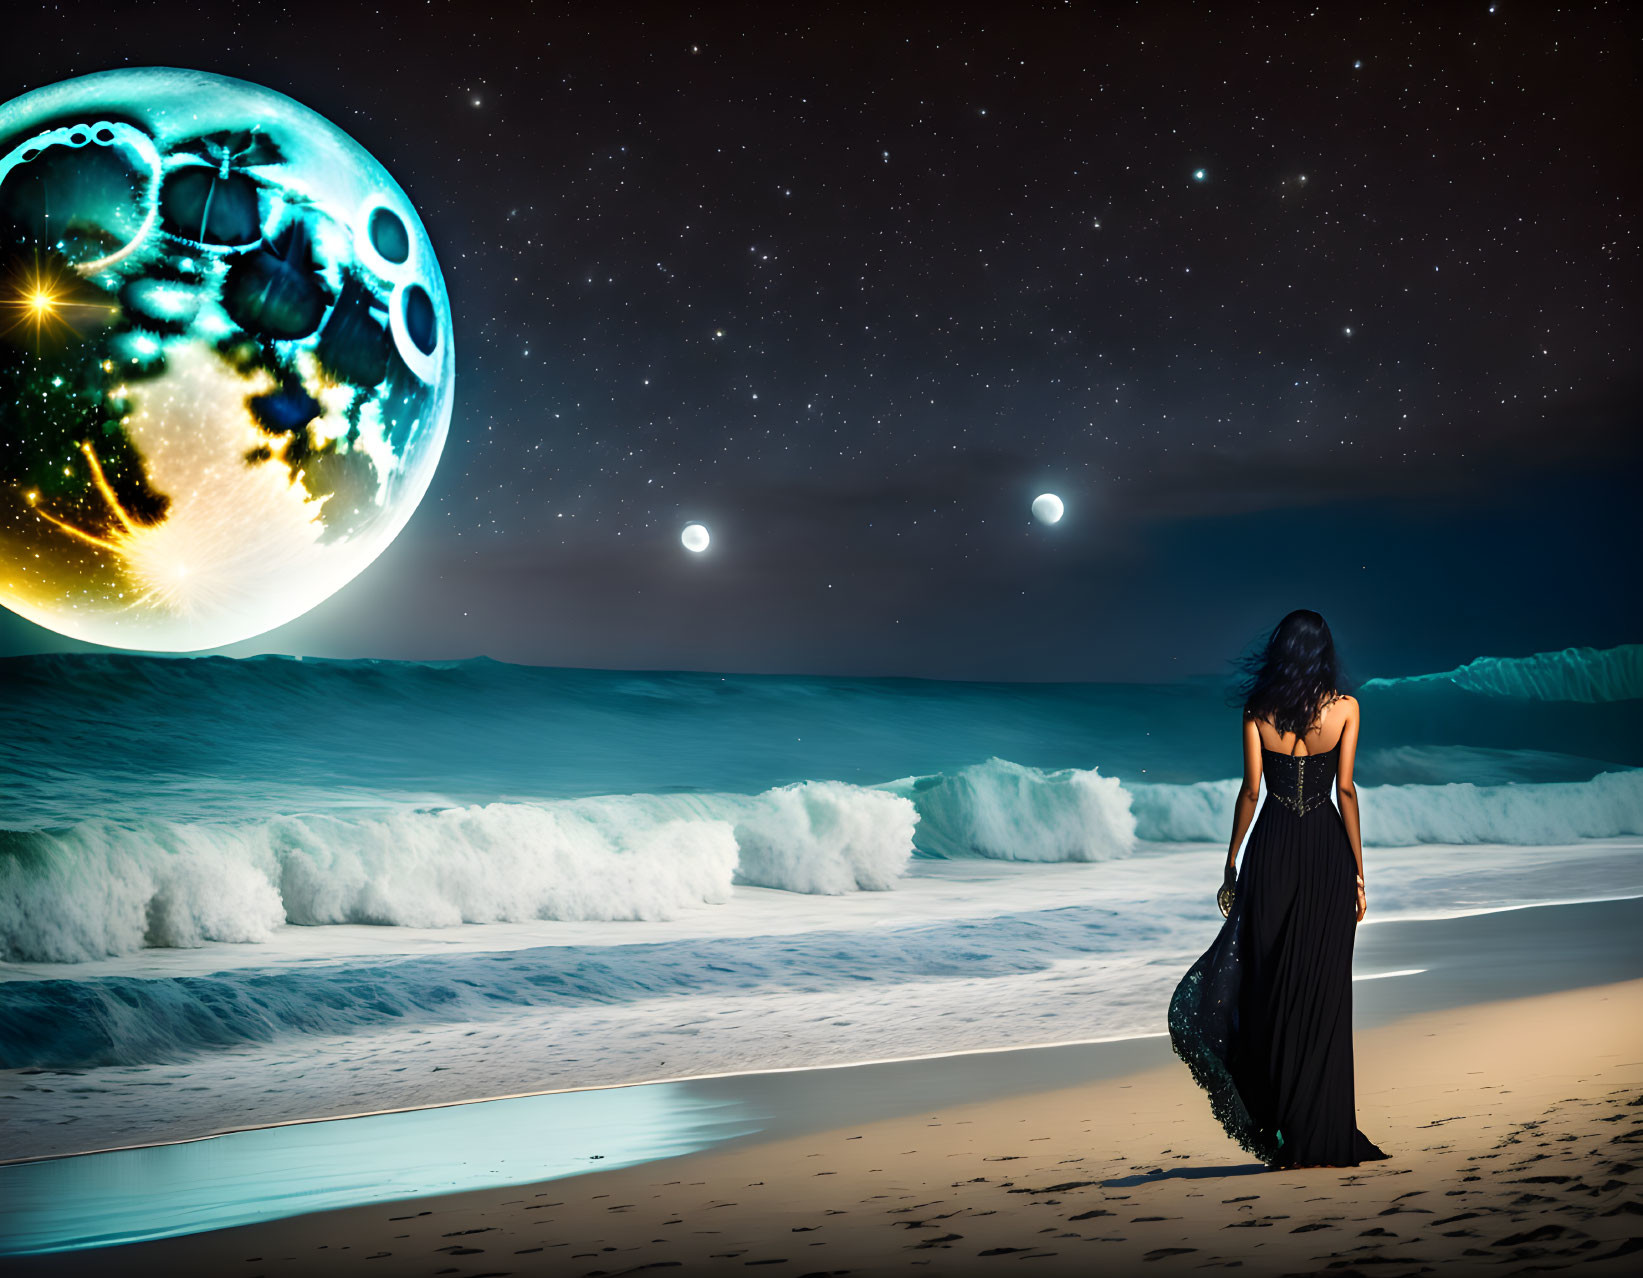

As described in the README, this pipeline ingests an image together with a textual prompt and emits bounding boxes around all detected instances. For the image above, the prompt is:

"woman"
[1169,609,1388,1169]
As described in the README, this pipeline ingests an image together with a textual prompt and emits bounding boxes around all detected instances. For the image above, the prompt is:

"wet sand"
[13,977,1641,1276]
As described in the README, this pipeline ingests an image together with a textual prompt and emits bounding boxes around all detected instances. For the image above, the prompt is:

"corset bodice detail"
[1262,744,1339,817]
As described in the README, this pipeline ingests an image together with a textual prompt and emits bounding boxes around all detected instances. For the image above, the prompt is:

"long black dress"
[1168,741,1388,1168]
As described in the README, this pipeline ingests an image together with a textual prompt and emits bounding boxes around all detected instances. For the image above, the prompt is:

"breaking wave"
[1130,768,1643,846]
[886,758,1137,861]
[0,784,915,963]
[1363,644,1643,703]
[5,757,1640,963]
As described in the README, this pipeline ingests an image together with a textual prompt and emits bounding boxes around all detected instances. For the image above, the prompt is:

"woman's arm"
[1227,714,1264,874]
[1335,697,1367,922]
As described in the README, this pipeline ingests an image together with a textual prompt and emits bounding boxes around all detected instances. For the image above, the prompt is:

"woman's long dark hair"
[1233,609,1351,737]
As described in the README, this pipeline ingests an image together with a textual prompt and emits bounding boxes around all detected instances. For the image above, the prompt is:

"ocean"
[1,643,1640,1161]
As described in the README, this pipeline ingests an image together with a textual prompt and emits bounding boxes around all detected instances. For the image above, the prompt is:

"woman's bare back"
[1252,692,1356,756]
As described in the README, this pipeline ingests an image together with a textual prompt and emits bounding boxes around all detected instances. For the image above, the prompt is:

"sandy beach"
[11,976,1640,1276]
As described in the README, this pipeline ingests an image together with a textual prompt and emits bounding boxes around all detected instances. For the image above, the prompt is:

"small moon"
[1031,493,1064,525]
[681,523,710,552]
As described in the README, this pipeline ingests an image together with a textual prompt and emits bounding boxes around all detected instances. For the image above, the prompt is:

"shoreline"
[9,976,1641,1275]
[6,883,1639,1170]
[6,892,1641,1169]
[3,895,1642,1259]
[0,1029,1170,1170]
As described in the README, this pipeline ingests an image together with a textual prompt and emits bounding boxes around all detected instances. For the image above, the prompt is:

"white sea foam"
[5,762,1640,963]
[0,784,920,962]
[0,818,289,963]
[1129,768,1643,846]
[1356,770,1643,845]
[273,801,741,929]
[887,757,1138,861]
[728,781,916,893]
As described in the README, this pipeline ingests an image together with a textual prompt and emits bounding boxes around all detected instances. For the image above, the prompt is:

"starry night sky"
[0,1,1637,680]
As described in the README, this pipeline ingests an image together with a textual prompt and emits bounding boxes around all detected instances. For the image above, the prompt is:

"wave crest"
[888,757,1138,861]
[6,759,1639,963]
[0,784,920,963]
[1363,644,1643,703]
[731,781,915,893]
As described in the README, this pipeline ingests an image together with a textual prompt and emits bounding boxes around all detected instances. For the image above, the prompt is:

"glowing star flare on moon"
[681,523,710,553]
[0,68,453,651]
[1031,493,1064,525]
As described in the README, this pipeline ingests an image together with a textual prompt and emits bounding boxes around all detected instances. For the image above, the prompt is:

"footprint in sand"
[1493,1223,1584,1246]
[1586,1239,1643,1263]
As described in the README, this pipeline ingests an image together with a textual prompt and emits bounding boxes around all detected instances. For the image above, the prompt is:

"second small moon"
[1031,494,1064,525]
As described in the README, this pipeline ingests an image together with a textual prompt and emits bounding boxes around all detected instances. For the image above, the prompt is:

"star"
[1193,168,1207,181]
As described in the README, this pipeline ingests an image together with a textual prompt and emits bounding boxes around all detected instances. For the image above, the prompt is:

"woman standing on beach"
[1169,609,1389,1169]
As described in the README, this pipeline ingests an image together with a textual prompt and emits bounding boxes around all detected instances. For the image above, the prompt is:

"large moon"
[681,523,710,552]
[1031,493,1065,524]
[0,68,453,651]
